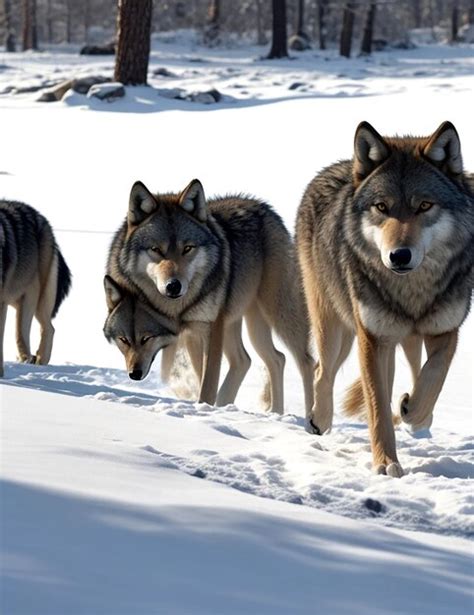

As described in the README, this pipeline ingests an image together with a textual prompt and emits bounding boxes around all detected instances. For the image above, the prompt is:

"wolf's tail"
[52,248,72,318]
[343,378,401,426]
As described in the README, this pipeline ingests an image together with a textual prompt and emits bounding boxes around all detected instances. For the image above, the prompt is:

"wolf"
[296,121,473,477]
[107,180,314,414]
[0,200,71,376]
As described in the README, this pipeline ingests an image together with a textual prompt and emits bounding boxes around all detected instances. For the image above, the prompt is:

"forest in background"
[2,0,474,55]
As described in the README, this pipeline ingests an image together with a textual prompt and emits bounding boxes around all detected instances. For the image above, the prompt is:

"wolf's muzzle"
[389,248,413,274]
[129,369,143,380]
[165,278,182,298]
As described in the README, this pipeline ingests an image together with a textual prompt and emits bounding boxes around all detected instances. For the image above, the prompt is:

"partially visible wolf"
[0,200,71,376]
[107,180,314,414]
[296,121,473,477]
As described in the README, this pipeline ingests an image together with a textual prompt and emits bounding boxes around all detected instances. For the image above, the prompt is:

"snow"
[1,35,473,614]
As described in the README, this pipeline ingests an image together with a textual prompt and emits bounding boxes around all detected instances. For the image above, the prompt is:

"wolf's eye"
[141,335,155,345]
[118,336,130,346]
[182,245,195,255]
[149,246,163,256]
[418,201,433,213]
[375,202,388,214]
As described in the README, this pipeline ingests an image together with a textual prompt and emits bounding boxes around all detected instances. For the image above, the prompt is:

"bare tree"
[360,1,377,55]
[317,0,329,50]
[256,0,266,45]
[114,0,152,86]
[267,0,288,58]
[22,0,38,50]
[339,2,355,58]
[3,0,16,51]
[451,0,459,42]
[295,0,306,36]
[204,0,220,46]
[469,0,474,24]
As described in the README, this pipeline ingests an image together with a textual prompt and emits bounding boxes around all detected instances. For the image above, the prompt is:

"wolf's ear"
[353,122,390,183]
[423,121,463,177]
[104,275,123,311]
[178,179,207,222]
[128,181,157,226]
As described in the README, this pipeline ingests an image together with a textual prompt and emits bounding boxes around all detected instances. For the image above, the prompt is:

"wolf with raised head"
[0,200,71,376]
[296,121,473,476]
[107,180,314,414]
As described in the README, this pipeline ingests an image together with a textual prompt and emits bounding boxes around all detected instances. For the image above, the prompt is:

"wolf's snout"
[129,368,143,380]
[165,278,182,298]
[389,248,412,270]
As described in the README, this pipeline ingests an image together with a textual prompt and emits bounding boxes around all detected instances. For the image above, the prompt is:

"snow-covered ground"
[1,35,473,614]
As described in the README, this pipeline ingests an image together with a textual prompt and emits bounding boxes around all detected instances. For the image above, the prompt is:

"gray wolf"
[0,200,71,376]
[106,180,314,414]
[295,121,473,476]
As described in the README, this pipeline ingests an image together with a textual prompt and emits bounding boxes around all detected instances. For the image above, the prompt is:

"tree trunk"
[46,0,53,43]
[84,0,91,42]
[412,0,422,28]
[114,0,152,86]
[267,0,288,58]
[3,0,16,51]
[450,2,459,42]
[360,2,376,55]
[256,0,266,45]
[22,0,38,51]
[204,0,220,46]
[65,0,72,43]
[317,0,328,50]
[296,0,305,35]
[469,0,474,25]
[339,2,355,58]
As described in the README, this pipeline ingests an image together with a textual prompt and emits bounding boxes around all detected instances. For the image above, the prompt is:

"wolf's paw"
[17,353,34,364]
[305,415,331,436]
[374,462,404,478]
[306,418,322,435]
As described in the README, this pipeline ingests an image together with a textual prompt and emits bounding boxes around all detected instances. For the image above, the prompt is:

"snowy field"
[1,34,473,614]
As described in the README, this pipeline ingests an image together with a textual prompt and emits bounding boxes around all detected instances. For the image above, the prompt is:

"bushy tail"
[52,248,72,318]
[343,378,401,427]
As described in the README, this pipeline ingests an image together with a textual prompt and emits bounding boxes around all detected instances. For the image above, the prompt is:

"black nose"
[129,369,143,381]
[165,279,182,298]
[389,248,412,268]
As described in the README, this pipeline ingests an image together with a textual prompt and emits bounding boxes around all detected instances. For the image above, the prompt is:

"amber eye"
[118,336,130,346]
[418,201,433,213]
[140,335,155,345]
[182,245,195,255]
[375,202,388,214]
[149,246,163,255]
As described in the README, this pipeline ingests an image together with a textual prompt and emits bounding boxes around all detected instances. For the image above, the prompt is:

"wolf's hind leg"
[216,318,251,406]
[400,330,457,431]
[309,310,354,435]
[15,280,40,363]
[245,303,285,414]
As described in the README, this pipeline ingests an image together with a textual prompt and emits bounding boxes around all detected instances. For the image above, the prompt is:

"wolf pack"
[1,121,473,478]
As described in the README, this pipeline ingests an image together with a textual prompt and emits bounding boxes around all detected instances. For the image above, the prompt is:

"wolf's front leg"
[357,321,402,477]
[400,329,458,431]
[199,313,225,406]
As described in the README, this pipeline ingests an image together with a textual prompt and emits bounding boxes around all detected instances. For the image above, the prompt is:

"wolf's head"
[352,121,470,274]
[125,179,218,299]
[103,276,178,380]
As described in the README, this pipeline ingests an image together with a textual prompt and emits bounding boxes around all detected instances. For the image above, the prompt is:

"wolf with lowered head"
[107,179,314,414]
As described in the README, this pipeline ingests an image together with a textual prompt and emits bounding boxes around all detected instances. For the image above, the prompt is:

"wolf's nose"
[165,279,182,298]
[389,248,412,267]
[129,369,143,380]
